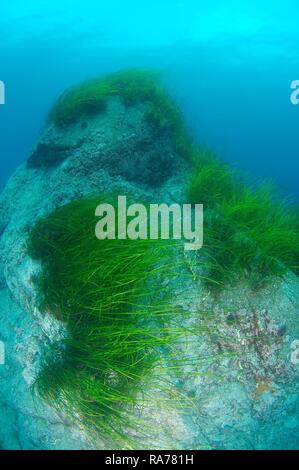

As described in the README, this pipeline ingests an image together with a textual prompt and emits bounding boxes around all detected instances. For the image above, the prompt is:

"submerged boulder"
[27,97,179,187]
[0,74,189,312]
[0,70,299,450]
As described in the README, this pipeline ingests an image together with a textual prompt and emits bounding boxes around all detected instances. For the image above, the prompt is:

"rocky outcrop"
[0,94,189,449]
[0,91,299,450]
[0,96,187,311]
[0,288,98,450]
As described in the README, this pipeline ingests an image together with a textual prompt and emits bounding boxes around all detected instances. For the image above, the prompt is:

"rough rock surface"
[0,288,97,450]
[0,95,299,449]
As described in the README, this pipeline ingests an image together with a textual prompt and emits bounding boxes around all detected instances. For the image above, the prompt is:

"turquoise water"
[0,1,299,196]
[1,0,299,451]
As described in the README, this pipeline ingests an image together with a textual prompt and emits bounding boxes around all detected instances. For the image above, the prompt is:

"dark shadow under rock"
[27,141,84,168]
[69,131,178,187]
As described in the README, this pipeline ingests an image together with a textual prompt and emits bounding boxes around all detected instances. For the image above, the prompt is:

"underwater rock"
[0,74,299,449]
[26,96,182,185]
[0,92,187,311]
[0,82,190,449]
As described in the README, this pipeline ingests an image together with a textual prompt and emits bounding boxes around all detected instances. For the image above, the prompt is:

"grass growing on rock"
[27,194,194,448]
[49,80,112,127]
[42,67,299,291]
[188,151,299,288]
[48,68,193,160]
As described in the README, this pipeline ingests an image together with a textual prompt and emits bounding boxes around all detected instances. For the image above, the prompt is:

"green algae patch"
[27,194,191,448]
[106,68,161,106]
[187,151,299,288]
[49,69,155,127]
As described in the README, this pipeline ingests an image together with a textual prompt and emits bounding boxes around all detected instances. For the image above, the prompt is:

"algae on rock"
[0,69,299,449]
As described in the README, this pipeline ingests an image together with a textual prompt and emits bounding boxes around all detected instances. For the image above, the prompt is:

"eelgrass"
[28,68,299,445]
[28,194,194,448]
[48,68,193,161]
[188,152,238,208]
[188,153,299,288]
